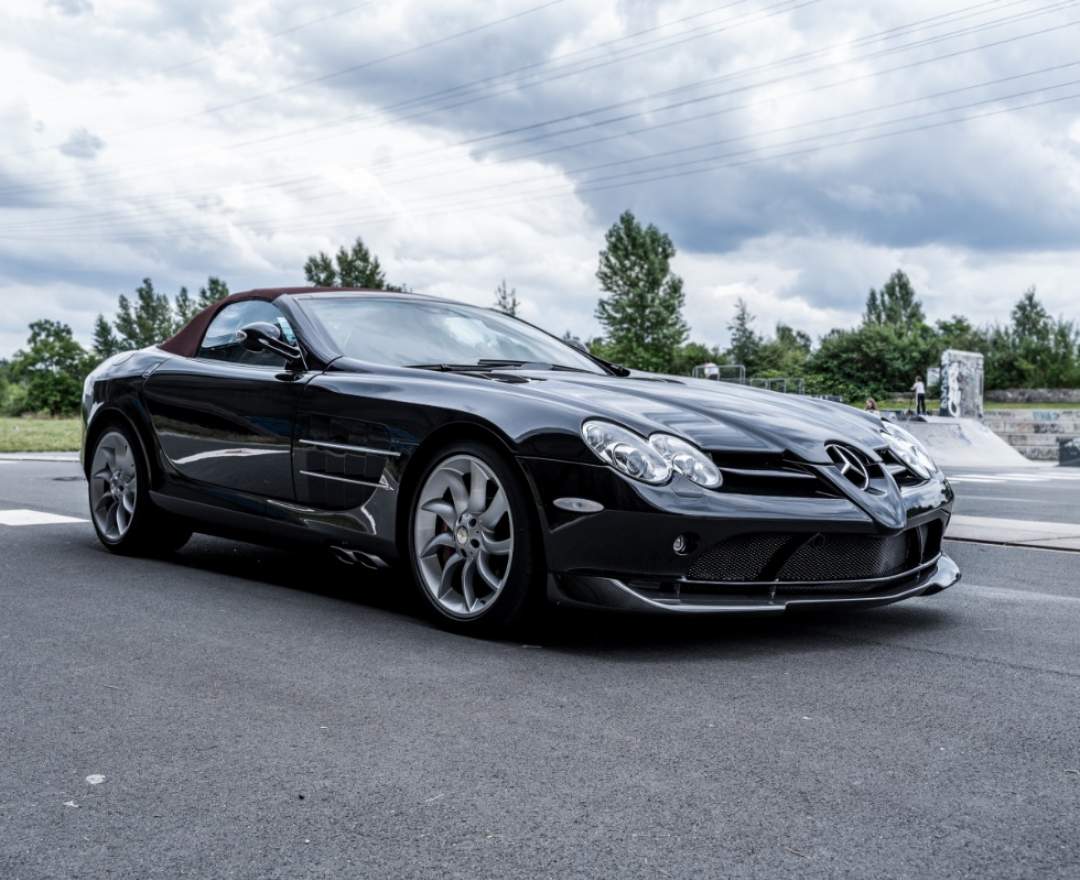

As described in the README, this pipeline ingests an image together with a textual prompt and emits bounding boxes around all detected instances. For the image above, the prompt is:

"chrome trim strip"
[716,466,816,480]
[299,469,390,490]
[298,439,400,458]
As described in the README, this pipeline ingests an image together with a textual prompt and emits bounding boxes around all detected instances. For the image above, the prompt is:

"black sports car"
[81,286,959,632]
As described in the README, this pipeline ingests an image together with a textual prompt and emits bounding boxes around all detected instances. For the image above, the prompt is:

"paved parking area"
[2,460,1078,879]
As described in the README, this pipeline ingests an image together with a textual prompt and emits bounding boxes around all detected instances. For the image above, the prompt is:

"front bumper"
[549,553,960,614]
[520,455,958,614]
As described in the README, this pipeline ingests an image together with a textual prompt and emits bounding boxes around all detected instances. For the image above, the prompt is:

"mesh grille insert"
[687,529,925,584]
[777,533,910,582]
[687,533,794,582]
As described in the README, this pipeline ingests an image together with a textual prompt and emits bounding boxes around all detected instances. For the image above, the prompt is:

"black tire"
[406,441,544,635]
[87,420,193,557]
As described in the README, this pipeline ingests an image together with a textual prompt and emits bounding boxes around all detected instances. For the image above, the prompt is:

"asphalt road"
[947,465,1080,524]
[2,460,1079,879]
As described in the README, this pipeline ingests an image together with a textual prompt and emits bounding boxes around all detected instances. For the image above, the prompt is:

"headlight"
[881,421,937,479]
[581,420,722,488]
[648,433,723,487]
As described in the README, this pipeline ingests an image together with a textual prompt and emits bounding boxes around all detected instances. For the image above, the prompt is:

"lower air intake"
[687,530,918,583]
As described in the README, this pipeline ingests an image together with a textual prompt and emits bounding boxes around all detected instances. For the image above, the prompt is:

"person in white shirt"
[912,375,927,415]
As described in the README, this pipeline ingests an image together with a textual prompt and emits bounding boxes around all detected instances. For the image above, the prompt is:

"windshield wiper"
[405,363,490,372]
[406,359,593,374]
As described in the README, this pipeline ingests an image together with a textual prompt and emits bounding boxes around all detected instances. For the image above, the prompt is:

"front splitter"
[549,554,961,614]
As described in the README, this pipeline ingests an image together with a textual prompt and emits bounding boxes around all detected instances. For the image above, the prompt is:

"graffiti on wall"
[939,349,984,419]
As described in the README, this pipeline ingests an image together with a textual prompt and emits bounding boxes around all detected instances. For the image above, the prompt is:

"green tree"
[197,277,230,310]
[494,279,519,316]
[726,298,762,371]
[594,210,688,372]
[808,322,937,401]
[671,341,725,376]
[1011,287,1051,341]
[9,320,93,415]
[755,322,812,376]
[303,237,408,290]
[115,278,174,349]
[92,314,123,360]
[934,315,987,354]
[864,269,925,329]
[174,286,197,328]
[984,287,1080,388]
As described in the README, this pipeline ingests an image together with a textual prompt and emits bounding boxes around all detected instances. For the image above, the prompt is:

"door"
[143,300,305,500]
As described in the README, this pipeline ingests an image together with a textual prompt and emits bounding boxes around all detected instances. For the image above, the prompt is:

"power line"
[0,0,793,199]
[241,86,1080,240]
[3,0,567,160]
[10,67,1078,241]
[156,0,383,75]
[361,0,1077,169]
[7,4,1077,232]
[229,0,817,152]
[233,76,1080,234]
[0,0,1039,219]
[17,56,1078,236]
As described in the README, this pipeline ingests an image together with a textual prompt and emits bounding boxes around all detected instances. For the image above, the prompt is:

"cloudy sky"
[2,0,1080,357]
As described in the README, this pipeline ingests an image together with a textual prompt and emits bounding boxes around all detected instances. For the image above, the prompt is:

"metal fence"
[692,363,804,395]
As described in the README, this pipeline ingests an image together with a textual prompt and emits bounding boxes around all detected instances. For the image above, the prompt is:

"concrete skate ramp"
[900,416,1037,468]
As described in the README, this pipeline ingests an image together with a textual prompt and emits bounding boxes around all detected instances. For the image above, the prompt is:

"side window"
[196,301,297,368]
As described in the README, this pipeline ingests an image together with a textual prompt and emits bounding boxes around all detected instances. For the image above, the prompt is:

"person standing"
[912,375,927,416]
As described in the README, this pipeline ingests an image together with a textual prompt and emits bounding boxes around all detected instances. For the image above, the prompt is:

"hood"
[502,371,885,464]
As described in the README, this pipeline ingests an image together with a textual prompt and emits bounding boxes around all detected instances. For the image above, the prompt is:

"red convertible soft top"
[157,287,365,357]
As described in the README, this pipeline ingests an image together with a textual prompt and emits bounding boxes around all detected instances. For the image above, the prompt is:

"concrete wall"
[982,409,1080,461]
[986,388,1080,404]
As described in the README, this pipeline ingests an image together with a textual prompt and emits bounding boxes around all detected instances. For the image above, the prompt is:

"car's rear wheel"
[408,443,542,633]
[88,423,192,556]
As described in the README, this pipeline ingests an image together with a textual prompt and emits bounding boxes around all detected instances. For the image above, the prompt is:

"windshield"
[301,296,605,374]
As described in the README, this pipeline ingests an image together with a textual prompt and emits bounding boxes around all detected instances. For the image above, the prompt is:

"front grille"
[708,452,841,499]
[687,526,939,585]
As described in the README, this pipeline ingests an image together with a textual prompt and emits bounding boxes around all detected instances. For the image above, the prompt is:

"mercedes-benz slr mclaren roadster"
[81,287,959,632]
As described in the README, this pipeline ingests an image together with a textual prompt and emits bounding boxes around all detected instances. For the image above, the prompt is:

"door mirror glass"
[237,322,304,364]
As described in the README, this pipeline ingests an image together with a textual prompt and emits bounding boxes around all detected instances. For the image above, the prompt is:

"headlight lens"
[582,421,671,484]
[648,433,723,488]
[581,420,722,488]
[881,421,937,479]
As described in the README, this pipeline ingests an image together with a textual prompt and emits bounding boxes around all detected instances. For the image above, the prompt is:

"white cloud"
[46,0,93,17]
[1,0,1079,356]
[57,127,105,159]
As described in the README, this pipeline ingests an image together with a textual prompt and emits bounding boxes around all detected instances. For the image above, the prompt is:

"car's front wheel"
[88,423,192,556]
[408,442,542,633]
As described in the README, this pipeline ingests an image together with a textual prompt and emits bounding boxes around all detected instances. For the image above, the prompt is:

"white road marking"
[948,470,1080,485]
[974,585,1080,604]
[0,509,87,526]
[0,453,79,462]
[953,495,1042,503]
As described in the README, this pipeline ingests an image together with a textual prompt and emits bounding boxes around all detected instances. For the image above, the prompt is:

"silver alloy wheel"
[413,454,513,619]
[90,430,138,542]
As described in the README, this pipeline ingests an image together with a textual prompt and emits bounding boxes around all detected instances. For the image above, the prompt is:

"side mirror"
[236,322,304,364]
